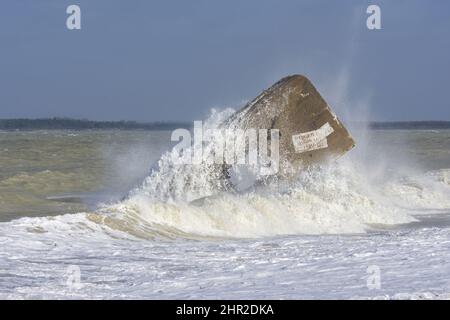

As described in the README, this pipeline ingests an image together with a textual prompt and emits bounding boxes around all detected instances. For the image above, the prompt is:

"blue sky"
[0,0,449,121]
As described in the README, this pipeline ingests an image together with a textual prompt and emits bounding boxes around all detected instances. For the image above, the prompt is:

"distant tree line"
[368,121,450,130]
[1,118,450,131]
[0,118,192,131]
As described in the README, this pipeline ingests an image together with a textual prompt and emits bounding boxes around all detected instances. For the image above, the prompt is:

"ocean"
[1,122,450,299]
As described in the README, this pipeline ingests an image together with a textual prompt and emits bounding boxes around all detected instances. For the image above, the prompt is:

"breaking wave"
[86,109,450,239]
[93,164,450,239]
[4,110,450,239]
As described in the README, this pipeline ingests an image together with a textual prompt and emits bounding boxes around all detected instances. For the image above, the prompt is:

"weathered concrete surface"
[225,74,355,176]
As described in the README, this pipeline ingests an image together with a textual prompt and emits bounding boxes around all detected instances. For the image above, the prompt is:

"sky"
[0,0,449,121]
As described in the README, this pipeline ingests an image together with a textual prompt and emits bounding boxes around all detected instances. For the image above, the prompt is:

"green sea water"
[0,130,171,221]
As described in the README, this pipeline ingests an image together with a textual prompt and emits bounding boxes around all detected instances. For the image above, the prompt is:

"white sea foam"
[2,213,450,299]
